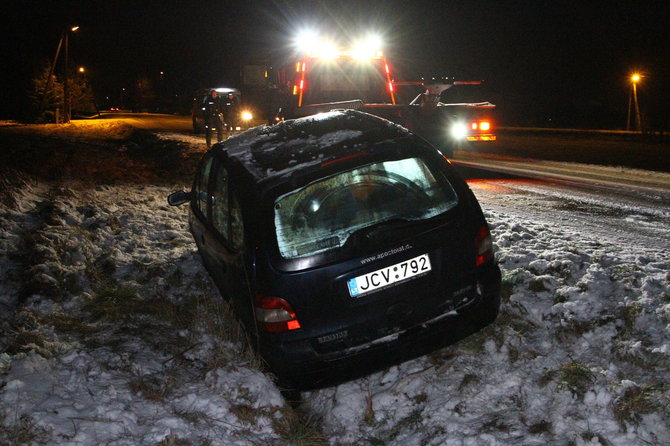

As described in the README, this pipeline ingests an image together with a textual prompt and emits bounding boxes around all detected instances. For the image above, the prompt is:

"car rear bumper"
[262,262,501,390]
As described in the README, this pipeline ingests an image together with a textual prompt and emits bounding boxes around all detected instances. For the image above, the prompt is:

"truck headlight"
[450,122,468,140]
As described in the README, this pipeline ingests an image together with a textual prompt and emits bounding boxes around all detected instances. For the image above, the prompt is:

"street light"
[627,72,642,132]
[40,26,78,120]
[63,25,80,123]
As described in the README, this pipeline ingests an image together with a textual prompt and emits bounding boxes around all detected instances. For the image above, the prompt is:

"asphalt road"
[455,132,670,173]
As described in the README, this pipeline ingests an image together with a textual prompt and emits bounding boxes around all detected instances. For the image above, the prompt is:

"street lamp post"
[627,73,642,132]
[63,25,79,123]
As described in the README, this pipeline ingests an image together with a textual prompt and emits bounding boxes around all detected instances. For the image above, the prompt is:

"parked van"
[168,110,501,389]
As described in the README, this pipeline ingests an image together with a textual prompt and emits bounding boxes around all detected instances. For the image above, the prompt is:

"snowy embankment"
[1,125,668,445]
[0,178,289,445]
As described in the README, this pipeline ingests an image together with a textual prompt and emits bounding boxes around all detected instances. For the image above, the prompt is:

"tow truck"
[276,32,496,157]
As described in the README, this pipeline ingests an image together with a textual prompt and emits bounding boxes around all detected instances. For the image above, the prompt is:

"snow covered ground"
[1,123,669,445]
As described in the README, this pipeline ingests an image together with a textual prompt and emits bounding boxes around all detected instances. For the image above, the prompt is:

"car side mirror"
[167,190,192,206]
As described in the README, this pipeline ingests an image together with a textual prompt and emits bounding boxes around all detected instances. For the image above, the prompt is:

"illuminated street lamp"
[63,25,80,123]
[627,73,642,132]
[40,26,79,121]
[78,66,85,73]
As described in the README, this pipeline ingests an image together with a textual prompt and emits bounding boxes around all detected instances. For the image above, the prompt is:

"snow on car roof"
[219,110,410,183]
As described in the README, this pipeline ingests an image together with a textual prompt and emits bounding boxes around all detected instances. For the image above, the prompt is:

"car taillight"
[475,224,493,267]
[254,295,301,333]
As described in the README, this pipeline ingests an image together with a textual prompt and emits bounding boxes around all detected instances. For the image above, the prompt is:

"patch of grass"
[613,384,663,430]
[579,432,612,446]
[273,407,327,446]
[528,419,552,435]
[83,284,140,322]
[5,329,49,355]
[155,433,199,446]
[554,315,616,341]
[500,276,515,301]
[482,415,511,433]
[558,361,594,398]
[0,412,52,446]
[128,371,176,402]
[0,169,36,209]
[40,311,98,336]
[620,303,641,336]
[195,298,262,371]
[229,403,258,426]
[363,392,376,426]
[538,369,558,388]
[389,409,423,441]
[528,278,548,293]
[412,392,428,405]
[458,373,480,391]
[495,307,536,337]
[83,285,194,329]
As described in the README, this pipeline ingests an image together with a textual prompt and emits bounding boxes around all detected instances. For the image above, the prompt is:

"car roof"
[215,110,413,186]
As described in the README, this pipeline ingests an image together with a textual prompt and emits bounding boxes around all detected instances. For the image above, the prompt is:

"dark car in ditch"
[168,110,501,389]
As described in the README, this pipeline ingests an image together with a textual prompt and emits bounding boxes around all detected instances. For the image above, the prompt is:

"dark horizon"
[2,0,668,128]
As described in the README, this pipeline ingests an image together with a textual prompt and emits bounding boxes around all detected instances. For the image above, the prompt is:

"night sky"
[2,0,668,128]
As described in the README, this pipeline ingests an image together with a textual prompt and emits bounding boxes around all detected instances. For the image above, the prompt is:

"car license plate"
[347,254,431,298]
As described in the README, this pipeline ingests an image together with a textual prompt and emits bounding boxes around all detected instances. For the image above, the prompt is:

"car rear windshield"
[274,157,458,259]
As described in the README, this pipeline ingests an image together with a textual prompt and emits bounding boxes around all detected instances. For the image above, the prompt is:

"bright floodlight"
[631,73,641,83]
[295,28,319,54]
[316,39,338,59]
[352,34,383,59]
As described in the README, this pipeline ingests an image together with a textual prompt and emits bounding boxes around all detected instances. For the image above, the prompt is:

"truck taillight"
[475,224,493,267]
[254,295,301,333]
[471,120,491,131]
[467,120,496,141]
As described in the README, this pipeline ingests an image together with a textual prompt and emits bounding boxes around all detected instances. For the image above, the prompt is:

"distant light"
[241,111,253,121]
[70,26,80,32]
[631,73,641,83]
[78,67,85,73]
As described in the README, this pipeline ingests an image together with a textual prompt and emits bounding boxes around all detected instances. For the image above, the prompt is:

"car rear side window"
[211,167,230,240]
[274,157,458,259]
[195,156,213,217]
[211,165,245,251]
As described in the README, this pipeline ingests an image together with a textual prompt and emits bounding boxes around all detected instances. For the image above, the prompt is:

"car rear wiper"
[345,218,418,246]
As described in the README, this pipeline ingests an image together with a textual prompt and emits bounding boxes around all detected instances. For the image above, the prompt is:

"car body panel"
[178,110,501,389]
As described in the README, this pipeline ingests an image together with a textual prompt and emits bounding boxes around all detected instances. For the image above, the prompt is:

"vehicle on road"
[168,110,501,389]
[191,87,258,136]
[274,31,496,157]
